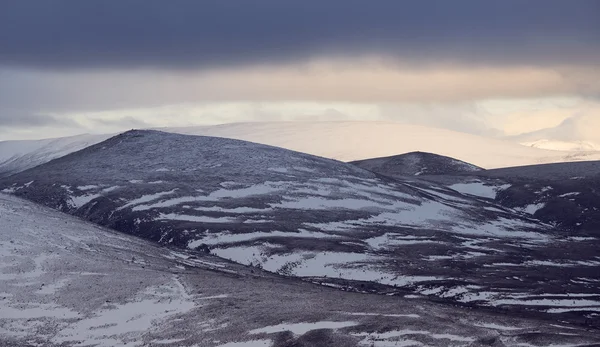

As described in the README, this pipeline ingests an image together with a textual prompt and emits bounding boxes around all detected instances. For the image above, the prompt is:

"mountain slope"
[4,193,599,346]
[409,160,600,235]
[350,151,483,178]
[0,133,111,177]
[2,130,600,325]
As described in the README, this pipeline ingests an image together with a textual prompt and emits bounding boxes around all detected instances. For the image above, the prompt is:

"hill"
[4,193,599,346]
[2,130,600,325]
[350,151,483,177]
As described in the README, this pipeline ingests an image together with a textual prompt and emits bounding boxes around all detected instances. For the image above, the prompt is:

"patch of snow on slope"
[365,234,441,250]
[559,192,580,198]
[272,196,387,210]
[118,189,179,211]
[77,185,99,191]
[354,329,475,346]
[188,230,339,247]
[157,213,236,223]
[52,277,197,347]
[452,218,548,240]
[216,340,273,347]
[473,322,522,331]
[449,181,510,199]
[515,203,546,215]
[132,182,287,211]
[69,193,101,209]
[213,247,444,287]
[249,321,358,335]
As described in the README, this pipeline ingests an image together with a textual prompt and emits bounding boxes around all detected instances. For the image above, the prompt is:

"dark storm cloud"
[0,0,598,70]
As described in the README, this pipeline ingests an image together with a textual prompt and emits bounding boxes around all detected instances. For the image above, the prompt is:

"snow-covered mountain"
[3,122,600,177]
[4,193,599,346]
[0,133,112,177]
[521,139,600,152]
[3,130,599,325]
[351,151,483,177]
[166,122,600,168]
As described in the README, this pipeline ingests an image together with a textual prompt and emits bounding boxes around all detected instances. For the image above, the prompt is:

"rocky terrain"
[2,193,600,347]
[2,130,599,328]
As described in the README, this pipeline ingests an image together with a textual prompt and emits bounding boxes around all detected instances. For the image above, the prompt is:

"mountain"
[521,139,600,152]
[4,193,600,346]
[3,122,600,177]
[3,130,600,326]
[0,133,111,178]
[350,151,483,178]
[166,122,600,168]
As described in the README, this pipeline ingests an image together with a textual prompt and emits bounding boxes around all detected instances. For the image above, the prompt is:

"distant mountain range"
[3,122,600,177]
[521,139,600,152]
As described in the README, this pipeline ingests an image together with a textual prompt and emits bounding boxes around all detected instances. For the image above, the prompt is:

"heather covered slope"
[350,151,483,177]
[412,160,600,235]
[3,130,600,324]
[3,193,600,346]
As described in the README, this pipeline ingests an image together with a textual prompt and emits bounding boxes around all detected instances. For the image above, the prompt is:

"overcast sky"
[1,1,598,141]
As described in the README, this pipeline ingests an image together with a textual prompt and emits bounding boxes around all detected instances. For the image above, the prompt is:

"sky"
[0,0,599,142]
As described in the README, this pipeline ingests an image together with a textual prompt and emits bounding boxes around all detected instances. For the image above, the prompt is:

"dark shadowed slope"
[2,130,600,325]
[350,151,483,178]
[478,160,600,181]
[415,160,600,235]
[4,193,600,346]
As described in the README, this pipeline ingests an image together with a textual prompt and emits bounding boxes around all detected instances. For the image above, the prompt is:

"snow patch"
[249,321,358,335]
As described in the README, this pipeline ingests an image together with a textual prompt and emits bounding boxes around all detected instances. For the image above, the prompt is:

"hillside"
[2,130,600,325]
[4,193,599,346]
[350,151,483,177]
[406,160,600,235]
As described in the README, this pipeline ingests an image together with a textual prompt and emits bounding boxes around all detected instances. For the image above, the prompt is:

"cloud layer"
[0,1,598,143]
[1,1,598,69]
